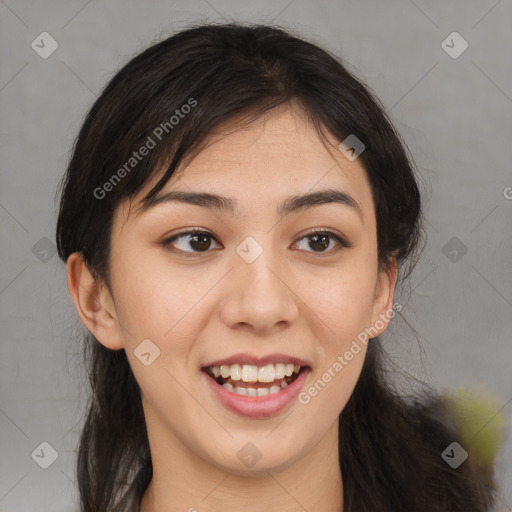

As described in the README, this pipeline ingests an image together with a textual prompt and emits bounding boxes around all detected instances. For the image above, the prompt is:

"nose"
[219,243,300,334]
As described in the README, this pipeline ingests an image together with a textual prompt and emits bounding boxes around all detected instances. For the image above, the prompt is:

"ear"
[369,256,399,337]
[66,252,124,350]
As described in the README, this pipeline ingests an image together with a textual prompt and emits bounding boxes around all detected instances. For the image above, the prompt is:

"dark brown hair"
[55,22,496,511]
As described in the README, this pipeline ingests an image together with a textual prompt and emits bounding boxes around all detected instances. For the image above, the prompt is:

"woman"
[55,22,499,511]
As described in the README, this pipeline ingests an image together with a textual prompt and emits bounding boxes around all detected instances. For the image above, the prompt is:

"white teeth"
[222,380,290,396]
[284,364,294,377]
[230,364,242,380]
[223,382,234,392]
[241,365,258,382]
[209,363,302,383]
[258,364,275,382]
[234,386,248,396]
[274,363,286,379]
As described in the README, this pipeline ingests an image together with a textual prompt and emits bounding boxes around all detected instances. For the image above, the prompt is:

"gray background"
[1,0,511,510]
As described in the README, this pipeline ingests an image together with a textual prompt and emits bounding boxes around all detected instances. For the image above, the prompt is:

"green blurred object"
[441,385,507,469]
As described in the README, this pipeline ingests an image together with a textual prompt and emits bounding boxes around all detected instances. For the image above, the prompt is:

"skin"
[67,103,398,512]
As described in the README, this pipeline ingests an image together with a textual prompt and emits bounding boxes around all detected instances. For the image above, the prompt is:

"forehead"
[119,105,375,226]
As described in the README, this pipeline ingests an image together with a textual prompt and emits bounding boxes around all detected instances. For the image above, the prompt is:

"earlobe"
[66,252,124,350]
[370,258,399,337]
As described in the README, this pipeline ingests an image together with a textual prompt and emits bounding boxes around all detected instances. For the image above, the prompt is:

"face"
[70,104,397,476]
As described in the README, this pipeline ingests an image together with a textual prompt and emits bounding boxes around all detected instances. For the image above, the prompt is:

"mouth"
[202,363,308,397]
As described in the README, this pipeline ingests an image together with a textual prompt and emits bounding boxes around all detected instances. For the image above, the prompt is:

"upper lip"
[201,353,312,369]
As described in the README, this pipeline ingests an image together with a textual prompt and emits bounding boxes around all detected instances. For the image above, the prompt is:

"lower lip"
[202,368,311,418]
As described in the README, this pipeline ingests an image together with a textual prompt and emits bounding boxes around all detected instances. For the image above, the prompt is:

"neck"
[139,420,343,512]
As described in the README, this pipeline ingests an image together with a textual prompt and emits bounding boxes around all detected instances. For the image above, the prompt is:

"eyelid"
[297,227,352,249]
[161,227,351,256]
[161,228,221,257]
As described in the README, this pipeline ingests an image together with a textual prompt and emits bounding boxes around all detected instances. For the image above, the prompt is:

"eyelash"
[161,228,351,258]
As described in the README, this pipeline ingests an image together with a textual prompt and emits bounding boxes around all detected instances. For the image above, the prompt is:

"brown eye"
[295,230,350,254]
[162,230,221,256]
[162,228,350,258]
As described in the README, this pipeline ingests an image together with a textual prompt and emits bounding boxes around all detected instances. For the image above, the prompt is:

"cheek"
[109,249,198,361]
[299,259,378,342]
[112,242,181,326]
[297,335,367,437]
[295,252,376,414]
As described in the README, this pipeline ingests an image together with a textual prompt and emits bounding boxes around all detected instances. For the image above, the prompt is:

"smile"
[201,357,312,418]
[203,363,304,396]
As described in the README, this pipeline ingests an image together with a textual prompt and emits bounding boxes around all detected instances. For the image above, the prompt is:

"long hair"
[55,22,497,511]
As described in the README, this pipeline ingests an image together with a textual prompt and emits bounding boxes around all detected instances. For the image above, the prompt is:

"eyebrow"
[139,188,364,221]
